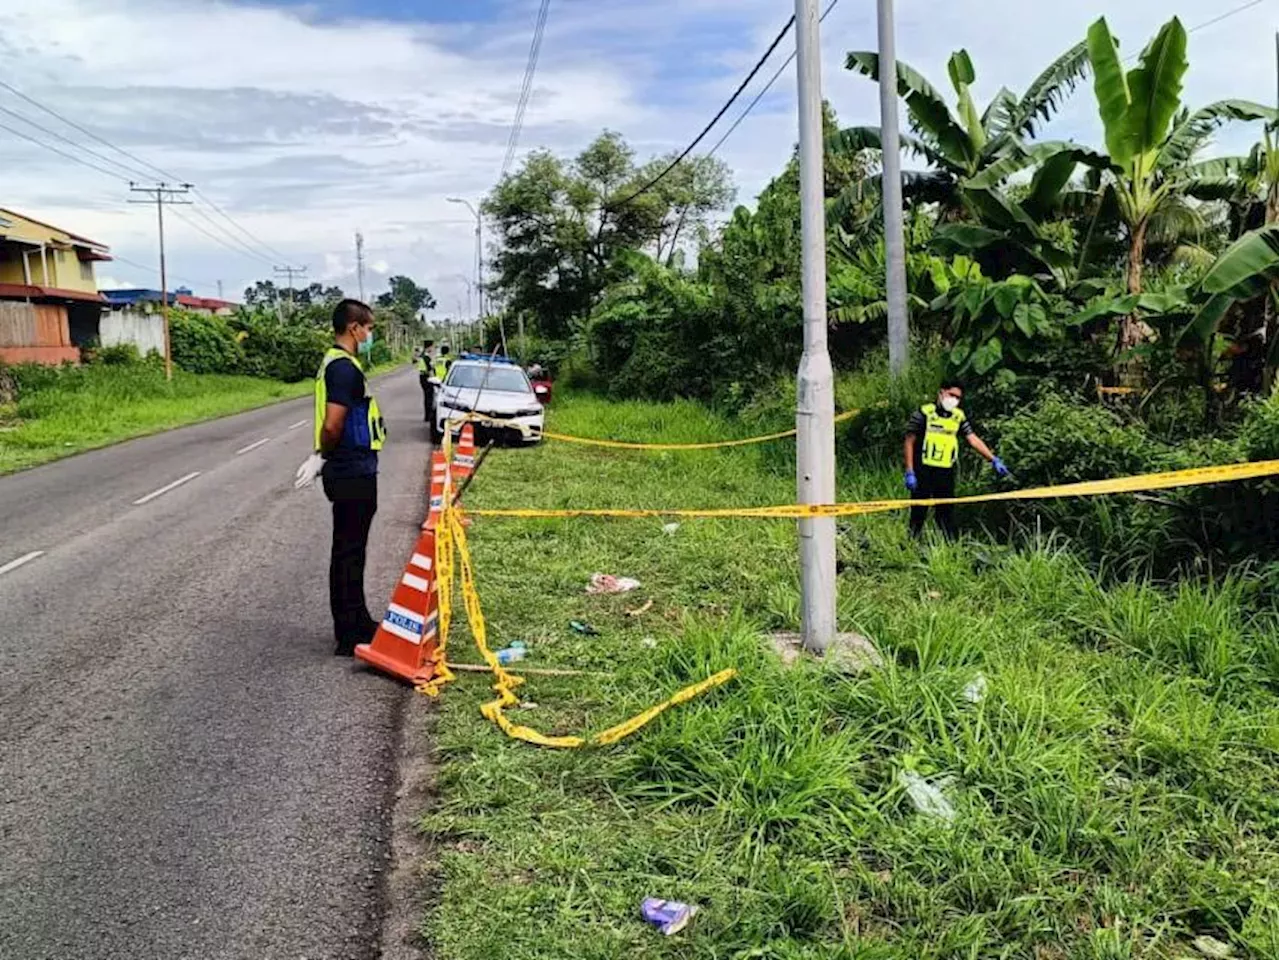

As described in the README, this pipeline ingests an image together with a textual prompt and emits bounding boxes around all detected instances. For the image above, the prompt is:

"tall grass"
[421,391,1278,960]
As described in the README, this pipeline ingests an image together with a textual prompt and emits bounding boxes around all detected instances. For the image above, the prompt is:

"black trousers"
[419,374,434,422]
[909,464,957,540]
[323,474,379,649]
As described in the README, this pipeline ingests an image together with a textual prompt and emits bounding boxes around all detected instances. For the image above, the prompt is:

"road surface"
[0,367,430,960]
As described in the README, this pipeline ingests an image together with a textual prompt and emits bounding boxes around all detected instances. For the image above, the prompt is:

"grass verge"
[423,390,1277,960]
[0,357,405,475]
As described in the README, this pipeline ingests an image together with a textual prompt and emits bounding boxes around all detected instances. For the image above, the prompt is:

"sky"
[0,0,1275,318]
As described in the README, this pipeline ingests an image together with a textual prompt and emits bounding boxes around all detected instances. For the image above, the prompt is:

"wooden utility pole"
[273,264,307,319]
[128,182,192,380]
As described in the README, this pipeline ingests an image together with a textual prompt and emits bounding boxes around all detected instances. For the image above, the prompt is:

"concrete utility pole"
[878,0,910,375]
[793,0,837,654]
[273,264,307,319]
[447,196,483,324]
[355,232,366,302]
[128,181,192,381]
[216,279,224,300]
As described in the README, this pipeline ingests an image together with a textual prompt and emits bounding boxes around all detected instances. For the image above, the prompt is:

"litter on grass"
[641,898,697,936]
[587,573,641,594]
[662,523,680,536]
[898,769,957,824]
[570,620,599,635]
[627,599,654,617]
[962,672,988,703]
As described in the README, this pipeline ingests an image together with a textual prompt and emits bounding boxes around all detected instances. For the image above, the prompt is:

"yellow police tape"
[541,408,863,450]
[414,422,738,748]
[466,459,1280,520]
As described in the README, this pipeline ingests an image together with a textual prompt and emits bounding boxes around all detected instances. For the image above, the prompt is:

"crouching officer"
[903,379,1008,540]
[305,299,387,655]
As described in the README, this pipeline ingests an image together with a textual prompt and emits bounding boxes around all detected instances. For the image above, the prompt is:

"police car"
[431,355,545,445]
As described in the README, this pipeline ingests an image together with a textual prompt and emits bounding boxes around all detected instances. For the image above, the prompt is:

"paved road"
[0,367,431,960]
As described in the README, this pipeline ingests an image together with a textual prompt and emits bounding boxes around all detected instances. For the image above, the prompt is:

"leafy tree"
[483,131,699,338]
[243,279,279,306]
[829,42,1095,223]
[1084,15,1275,349]
[375,275,436,313]
[630,153,735,267]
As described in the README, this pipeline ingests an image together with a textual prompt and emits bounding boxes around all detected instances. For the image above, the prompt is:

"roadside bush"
[93,343,142,366]
[230,312,328,382]
[169,309,244,375]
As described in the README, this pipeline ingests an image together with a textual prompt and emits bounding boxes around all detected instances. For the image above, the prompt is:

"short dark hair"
[440,343,450,353]
[424,339,434,348]
[332,298,373,334]
[940,378,965,393]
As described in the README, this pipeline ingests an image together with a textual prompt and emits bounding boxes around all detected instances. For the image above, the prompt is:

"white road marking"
[133,471,201,505]
[235,437,271,456]
[287,419,308,430]
[0,550,44,576]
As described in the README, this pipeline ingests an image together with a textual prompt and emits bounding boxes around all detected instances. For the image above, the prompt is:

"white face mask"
[939,395,960,413]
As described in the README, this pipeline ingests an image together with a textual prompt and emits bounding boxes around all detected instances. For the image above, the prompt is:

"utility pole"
[128,181,192,381]
[878,0,910,375]
[273,264,307,319]
[447,196,483,325]
[216,279,224,300]
[355,232,366,302]
[793,0,837,654]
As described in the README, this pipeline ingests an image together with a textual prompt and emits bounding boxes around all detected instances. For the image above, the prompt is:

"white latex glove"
[294,453,323,489]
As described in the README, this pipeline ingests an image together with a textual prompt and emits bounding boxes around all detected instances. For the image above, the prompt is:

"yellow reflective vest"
[314,347,386,453]
[920,402,964,469]
[433,355,451,380]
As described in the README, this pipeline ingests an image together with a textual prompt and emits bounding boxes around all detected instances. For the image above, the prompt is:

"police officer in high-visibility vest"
[303,298,386,655]
[415,339,435,422]
[903,379,1008,539]
[432,343,452,382]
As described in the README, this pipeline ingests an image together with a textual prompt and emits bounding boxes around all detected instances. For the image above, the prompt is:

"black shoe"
[334,642,357,657]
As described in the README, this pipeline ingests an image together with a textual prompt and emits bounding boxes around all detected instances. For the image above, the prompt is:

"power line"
[183,200,284,267]
[0,78,295,268]
[607,13,798,209]
[500,0,552,179]
[0,102,153,182]
[192,188,293,263]
[1187,0,1266,36]
[707,0,841,158]
[0,77,180,183]
[168,205,276,269]
[0,118,130,182]
[106,252,212,290]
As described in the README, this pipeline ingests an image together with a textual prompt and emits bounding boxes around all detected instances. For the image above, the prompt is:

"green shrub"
[169,309,244,374]
[230,312,328,382]
[93,343,142,366]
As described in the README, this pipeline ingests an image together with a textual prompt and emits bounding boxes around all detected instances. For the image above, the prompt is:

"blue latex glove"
[991,456,1010,478]
[904,469,918,492]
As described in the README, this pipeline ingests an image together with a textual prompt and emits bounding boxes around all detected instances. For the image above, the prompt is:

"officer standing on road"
[433,343,452,383]
[295,299,387,655]
[415,339,435,422]
[903,379,1008,540]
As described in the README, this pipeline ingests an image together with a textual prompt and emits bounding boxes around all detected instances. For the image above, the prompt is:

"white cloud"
[0,0,1273,319]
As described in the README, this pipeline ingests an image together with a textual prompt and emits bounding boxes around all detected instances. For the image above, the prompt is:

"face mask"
[939,395,960,413]
[357,328,374,356]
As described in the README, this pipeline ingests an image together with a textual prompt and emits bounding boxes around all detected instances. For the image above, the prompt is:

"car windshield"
[446,364,530,393]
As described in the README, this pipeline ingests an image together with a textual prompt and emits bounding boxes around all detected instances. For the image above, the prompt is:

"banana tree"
[1085,15,1276,351]
[829,42,1092,224]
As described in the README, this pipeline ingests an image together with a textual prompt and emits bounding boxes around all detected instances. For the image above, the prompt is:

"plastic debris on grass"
[641,898,697,936]
[962,672,988,703]
[898,769,957,824]
[587,573,641,594]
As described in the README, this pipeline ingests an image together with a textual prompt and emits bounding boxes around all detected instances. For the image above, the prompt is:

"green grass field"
[0,357,409,475]
[422,391,1277,960]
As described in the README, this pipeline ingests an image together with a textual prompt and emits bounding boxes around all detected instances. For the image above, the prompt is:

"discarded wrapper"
[641,898,697,936]
[586,573,641,594]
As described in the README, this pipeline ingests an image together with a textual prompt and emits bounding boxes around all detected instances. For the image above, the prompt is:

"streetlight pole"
[793,0,837,654]
[447,196,483,325]
[878,0,910,375]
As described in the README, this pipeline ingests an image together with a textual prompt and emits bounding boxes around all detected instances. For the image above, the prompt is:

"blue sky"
[0,0,1275,314]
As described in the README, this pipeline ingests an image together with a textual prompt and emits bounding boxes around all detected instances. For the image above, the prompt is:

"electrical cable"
[500,0,552,179]
[607,13,797,209]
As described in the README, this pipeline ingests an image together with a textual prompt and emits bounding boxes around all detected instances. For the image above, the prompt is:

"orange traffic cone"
[422,448,448,531]
[355,527,441,685]
[452,422,476,487]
